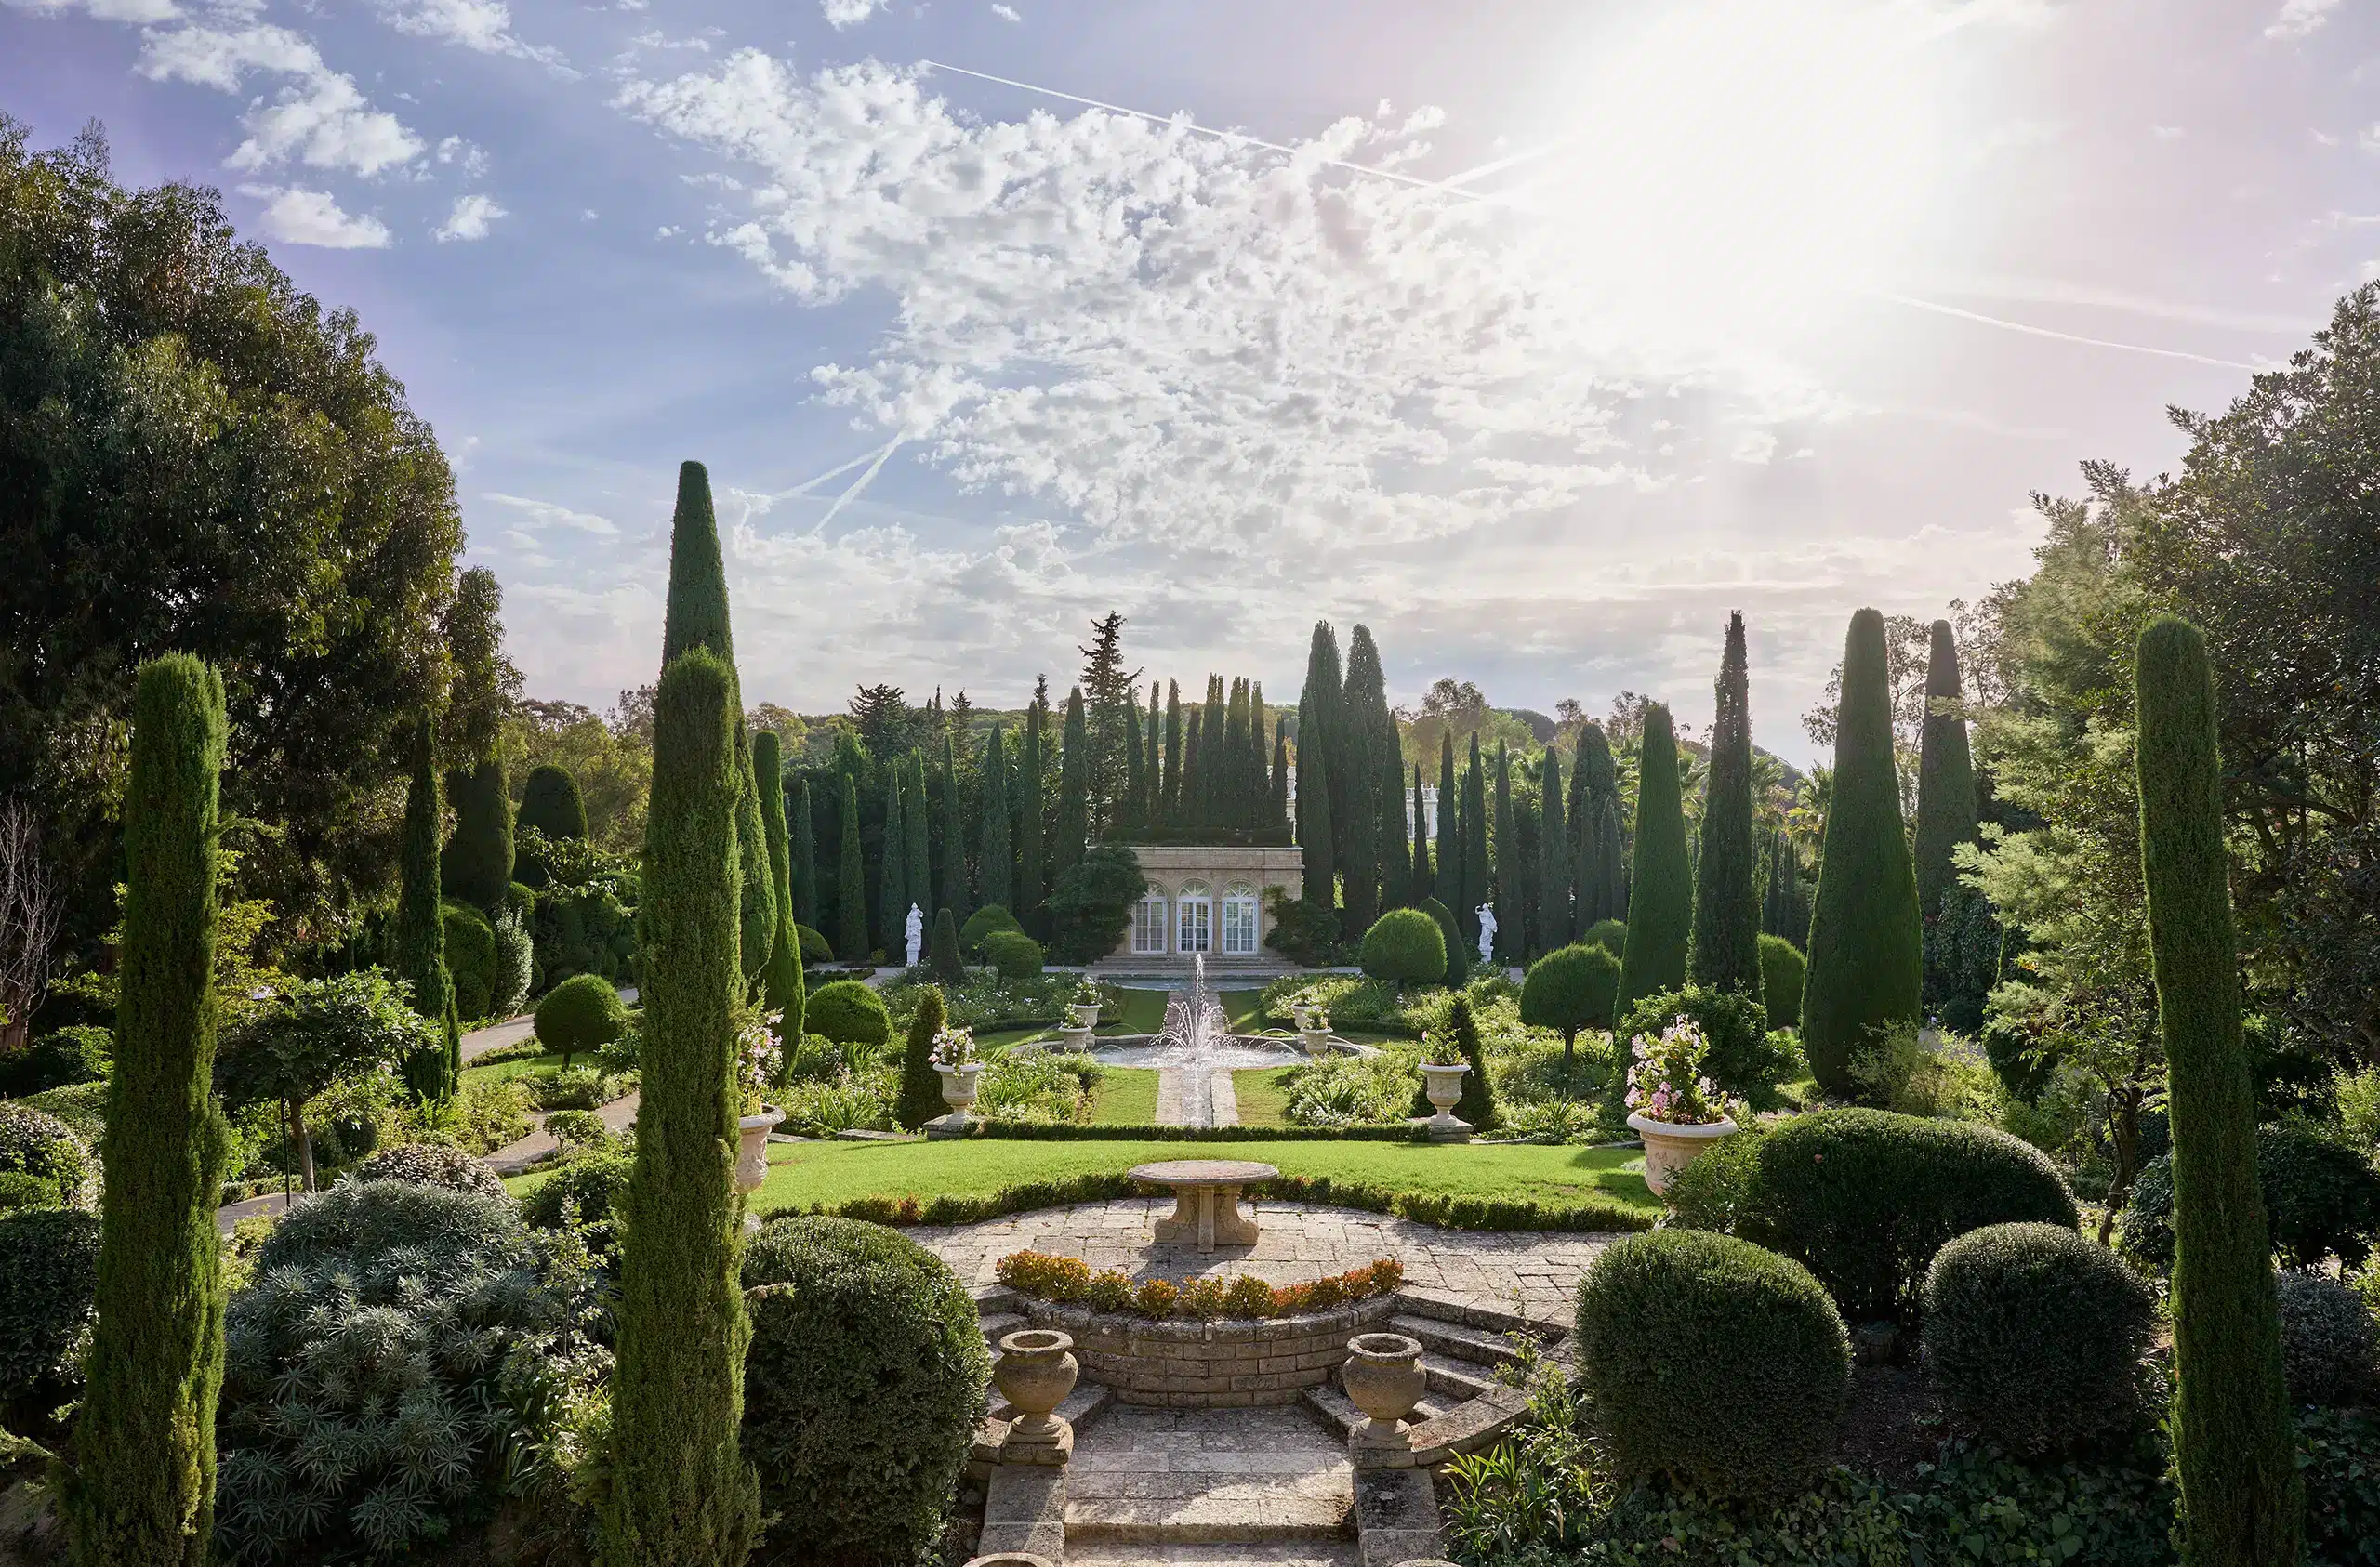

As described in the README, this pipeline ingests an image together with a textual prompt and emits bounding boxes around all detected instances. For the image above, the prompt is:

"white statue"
[905,902,925,968]
[1475,904,1497,967]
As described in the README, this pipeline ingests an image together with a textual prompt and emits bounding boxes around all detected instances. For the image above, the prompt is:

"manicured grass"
[462,1048,574,1086]
[737,1136,1657,1217]
[1232,1066,1296,1127]
[1088,1067,1160,1126]
[1102,987,1169,1034]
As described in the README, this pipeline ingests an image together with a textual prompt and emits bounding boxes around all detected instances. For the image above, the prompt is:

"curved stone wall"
[1015,1293,1399,1407]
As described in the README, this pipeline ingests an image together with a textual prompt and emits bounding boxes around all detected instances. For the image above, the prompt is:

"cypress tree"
[904,753,932,934]
[1597,793,1627,928]
[835,773,867,961]
[1461,734,1490,941]
[939,732,969,921]
[1018,703,1046,927]
[1223,678,1250,828]
[1801,609,1924,1097]
[980,723,1013,907]
[2136,615,2301,1567]
[64,655,228,1567]
[1181,709,1205,835]
[1056,688,1090,879]
[1342,630,1395,928]
[1249,682,1274,833]
[1202,676,1227,828]
[790,776,818,930]
[878,771,906,957]
[894,984,948,1129]
[1144,683,1162,831]
[1689,612,1763,999]
[1299,731,1335,915]
[1492,742,1520,960]
[931,905,963,984]
[1299,624,1345,876]
[518,762,588,841]
[752,731,804,1044]
[1573,723,1620,933]
[397,717,458,1099]
[1912,618,1980,920]
[1760,830,1792,938]
[1539,744,1567,959]
[1411,764,1432,894]
[1272,721,1291,832]
[1435,733,1460,910]
[441,754,514,910]
[602,647,760,1566]
[1121,701,1145,836]
[1616,704,1691,1015]
[1162,679,1183,829]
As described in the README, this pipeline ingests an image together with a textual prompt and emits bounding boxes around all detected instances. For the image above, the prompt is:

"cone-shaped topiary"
[1690,612,1763,1000]
[518,762,588,841]
[1801,610,1923,1098]
[752,731,803,1045]
[1758,934,1805,1030]
[1442,992,1499,1129]
[1461,734,1489,942]
[930,906,962,985]
[896,985,949,1130]
[1299,625,1342,913]
[396,717,459,1100]
[1617,704,1690,1016]
[980,724,1012,909]
[2135,613,2300,1567]
[1911,619,1979,921]
[440,754,513,910]
[1018,701,1046,928]
[63,656,229,1567]
[834,773,867,962]
[602,646,760,1567]
[1420,896,1466,987]
[1435,732,1460,912]
[1538,744,1567,958]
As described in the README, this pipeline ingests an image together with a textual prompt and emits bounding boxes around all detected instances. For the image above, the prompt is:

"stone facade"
[1103,843,1305,971]
[1016,1294,1397,1406]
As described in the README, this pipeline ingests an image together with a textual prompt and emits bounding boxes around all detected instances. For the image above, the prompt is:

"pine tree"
[939,732,969,921]
[1617,704,1692,1015]
[1912,618,1981,920]
[1461,734,1490,942]
[397,716,458,1100]
[441,754,513,909]
[1689,612,1763,999]
[1162,679,1183,830]
[790,777,818,930]
[1056,688,1090,881]
[1435,733,1460,910]
[1801,609,1924,1097]
[65,655,229,1567]
[752,731,804,1043]
[1299,730,1335,915]
[835,772,867,961]
[602,647,760,1567]
[878,771,906,957]
[1077,612,1143,830]
[1538,744,1567,959]
[980,723,1013,908]
[1411,764,1432,893]
[904,753,931,934]
[1018,702,1046,928]
[2136,615,2301,1567]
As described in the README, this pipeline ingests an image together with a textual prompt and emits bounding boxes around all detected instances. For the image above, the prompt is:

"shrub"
[960,904,1022,955]
[489,898,534,1017]
[1664,1119,1768,1236]
[1617,984,1792,1107]
[1263,887,1342,967]
[534,971,628,1070]
[1421,896,1468,985]
[1047,840,1144,964]
[1921,1222,2157,1454]
[740,1217,990,1566]
[2119,1124,2380,1271]
[1583,917,1628,958]
[0,1208,99,1436]
[792,922,833,964]
[1359,907,1447,991]
[982,928,1045,980]
[2276,1269,2376,1407]
[1753,1107,2078,1323]
[1520,943,1620,1068]
[536,1065,611,1111]
[0,1101,93,1210]
[522,1148,633,1253]
[0,1024,112,1097]
[351,1141,507,1198]
[442,898,498,1021]
[806,978,892,1048]
[1758,934,1805,1029]
[1572,1229,1849,1500]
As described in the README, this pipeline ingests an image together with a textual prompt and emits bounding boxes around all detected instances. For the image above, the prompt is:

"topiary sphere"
[1758,934,1805,1029]
[959,904,1022,955]
[981,929,1044,980]
[1584,918,1629,958]
[1520,942,1620,1043]
[535,972,628,1067]
[522,1149,633,1255]
[741,1216,992,1565]
[1573,1229,1849,1501]
[792,923,833,964]
[805,980,892,1048]
[1921,1221,2156,1454]
[2276,1269,2377,1407]
[1359,907,1447,990]
[0,1103,93,1211]
[351,1143,508,1199]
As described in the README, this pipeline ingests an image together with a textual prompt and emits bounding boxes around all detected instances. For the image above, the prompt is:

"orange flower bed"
[993,1249,1403,1321]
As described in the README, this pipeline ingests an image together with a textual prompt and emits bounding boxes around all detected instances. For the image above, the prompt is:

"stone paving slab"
[916,1200,1617,1327]
[1065,1546,1361,1566]
[1066,1406,1352,1545]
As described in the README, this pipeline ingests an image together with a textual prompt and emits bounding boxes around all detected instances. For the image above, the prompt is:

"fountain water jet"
[1154,954,1229,1128]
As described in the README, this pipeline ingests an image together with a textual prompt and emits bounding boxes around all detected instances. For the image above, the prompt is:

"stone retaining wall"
[1015,1294,1399,1407]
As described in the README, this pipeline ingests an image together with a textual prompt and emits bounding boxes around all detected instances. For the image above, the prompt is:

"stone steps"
[1386,1311,1529,1371]
[1416,1350,1493,1403]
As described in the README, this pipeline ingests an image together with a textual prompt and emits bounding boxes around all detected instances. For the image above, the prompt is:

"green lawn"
[463,1048,575,1086]
[1232,1066,1296,1127]
[1088,1067,1160,1125]
[735,1136,1656,1217]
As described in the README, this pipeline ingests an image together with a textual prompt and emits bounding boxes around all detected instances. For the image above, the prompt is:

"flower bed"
[995,1249,1401,1320]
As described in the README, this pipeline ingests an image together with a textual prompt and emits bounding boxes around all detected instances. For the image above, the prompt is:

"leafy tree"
[1617,705,1690,1016]
[1054,689,1089,888]
[1522,942,1620,1078]
[218,970,435,1192]
[979,723,1012,908]
[602,646,760,1567]
[1802,612,1923,1099]
[2135,614,2299,1567]
[518,763,589,843]
[396,718,458,1100]
[62,655,228,1567]
[505,698,652,859]
[752,731,803,1042]
[835,774,867,962]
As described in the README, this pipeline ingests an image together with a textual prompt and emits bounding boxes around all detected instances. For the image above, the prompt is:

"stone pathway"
[1154,1067,1238,1128]
[1067,1405,1354,1548]
[919,1199,1618,1328]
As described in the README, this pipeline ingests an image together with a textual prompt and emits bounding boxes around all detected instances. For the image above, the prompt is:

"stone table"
[1126,1158,1279,1252]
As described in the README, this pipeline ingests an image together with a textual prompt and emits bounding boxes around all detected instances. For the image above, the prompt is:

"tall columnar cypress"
[1249,682,1275,833]
[1911,618,1980,920]
[1162,679,1183,829]
[602,648,760,1567]
[1018,703,1046,928]
[1538,744,1567,958]
[1573,722,1620,934]
[1145,684,1163,831]
[1272,723,1291,832]
[1181,710,1205,835]
[1435,733,1460,910]
[1223,679,1250,827]
[1299,623,1345,881]
[980,724,1013,908]
[1761,830,1801,939]
[877,771,907,957]
[518,762,588,841]
[752,731,804,1043]
[1342,627,1399,921]
[2136,615,2301,1567]
[789,777,818,930]
[64,655,228,1567]
[1056,688,1090,881]
[442,754,514,909]
[1411,764,1432,894]
[1121,701,1146,836]
[1299,731,1335,915]
[397,716,458,1099]
[1689,612,1763,999]
[1801,609,1923,1097]
[1461,734,1490,941]
[835,773,868,961]
[904,753,932,932]
[1597,793,1627,926]
[1491,742,1519,960]
[939,732,969,921]
[1201,676,1227,828]
[1617,704,1692,1014]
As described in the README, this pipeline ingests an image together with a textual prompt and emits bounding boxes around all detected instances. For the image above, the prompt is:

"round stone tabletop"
[1127,1159,1279,1187]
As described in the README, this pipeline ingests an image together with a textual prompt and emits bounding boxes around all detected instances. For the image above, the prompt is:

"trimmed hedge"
[792,923,833,964]
[740,1217,990,1566]
[806,979,892,1049]
[442,898,498,1021]
[1921,1222,2157,1455]
[971,1120,1431,1141]
[1360,907,1447,990]
[959,904,1022,955]
[1758,934,1805,1030]
[1752,1107,2078,1323]
[2118,1125,2380,1271]
[1573,1229,1850,1500]
[981,929,1045,980]
[1583,917,1628,958]
[0,1207,99,1429]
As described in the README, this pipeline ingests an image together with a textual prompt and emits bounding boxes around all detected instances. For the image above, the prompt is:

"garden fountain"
[1153,954,1231,1127]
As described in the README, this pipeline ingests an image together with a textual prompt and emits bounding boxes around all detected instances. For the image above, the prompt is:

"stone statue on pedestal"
[905,902,925,968]
[1475,903,1497,967]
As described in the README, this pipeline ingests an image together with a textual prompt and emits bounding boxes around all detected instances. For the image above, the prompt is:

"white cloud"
[1,0,179,21]
[990,2,1019,19]
[238,185,392,248]
[434,192,508,242]
[376,0,574,74]
[140,23,423,176]
[2363,123,2380,155]
[2151,124,2185,140]
[2266,0,2338,40]
[484,493,622,535]
[818,0,884,28]
[434,135,491,179]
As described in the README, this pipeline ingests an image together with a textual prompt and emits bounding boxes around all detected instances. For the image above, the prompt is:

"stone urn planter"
[930,1063,985,1139]
[1418,1063,1472,1141]
[1342,1331,1428,1466]
[735,1106,778,1192]
[1299,1026,1333,1060]
[1627,1111,1739,1197]
[1068,1001,1104,1029]
[1289,1002,1316,1030]
[994,1328,1078,1463]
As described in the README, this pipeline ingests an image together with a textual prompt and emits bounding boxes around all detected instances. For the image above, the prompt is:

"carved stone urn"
[1342,1331,1428,1467]
[734,1106,778,1192]
[1626,1111,1739,1197]
[929,1063,985,1139]
[994,1328,1078,1464]
[1418,1062,1472,1142]
[1299,1025,1333,1060]
[1068,1001,1104,1029]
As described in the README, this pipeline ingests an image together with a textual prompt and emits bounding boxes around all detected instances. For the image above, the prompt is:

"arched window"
[1132,887,1170,955]
[1176,881,1212,955]
[1221,882,1260,955]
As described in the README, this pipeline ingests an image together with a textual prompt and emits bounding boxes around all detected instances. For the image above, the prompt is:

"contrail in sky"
[1878,294,2265,371]
[812,439,904,535]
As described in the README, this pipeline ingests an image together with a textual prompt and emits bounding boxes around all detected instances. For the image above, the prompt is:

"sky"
[3,0,2375,766]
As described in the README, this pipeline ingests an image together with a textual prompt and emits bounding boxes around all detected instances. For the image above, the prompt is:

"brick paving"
[917,1198,1619,1327]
